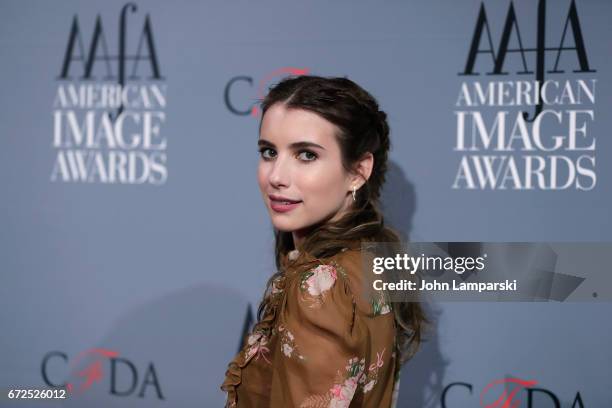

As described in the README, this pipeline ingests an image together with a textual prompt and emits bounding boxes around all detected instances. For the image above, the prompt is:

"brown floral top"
[220,246,401,407]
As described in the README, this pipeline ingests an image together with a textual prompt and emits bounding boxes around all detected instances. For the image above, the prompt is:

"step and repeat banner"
[1,0,611,406]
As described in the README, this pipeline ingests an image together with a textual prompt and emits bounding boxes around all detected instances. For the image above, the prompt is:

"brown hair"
[256,75,427,365]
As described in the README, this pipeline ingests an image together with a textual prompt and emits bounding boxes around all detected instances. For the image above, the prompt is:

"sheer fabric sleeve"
[270,251,397,408]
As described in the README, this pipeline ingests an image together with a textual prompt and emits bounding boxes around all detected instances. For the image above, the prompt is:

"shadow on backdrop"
[60,284,247,408]
[381,160,449,408]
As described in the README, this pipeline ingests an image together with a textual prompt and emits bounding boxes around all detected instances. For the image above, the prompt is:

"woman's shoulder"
[332,247,393,317]
[285,246,392,318]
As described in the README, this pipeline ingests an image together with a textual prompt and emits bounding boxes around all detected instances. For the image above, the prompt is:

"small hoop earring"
[352,186,357,201]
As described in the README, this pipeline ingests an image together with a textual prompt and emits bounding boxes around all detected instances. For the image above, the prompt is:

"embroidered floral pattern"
[298,262,348,308]
[332,261,348,279]
[244,331,271,364]
[278,324,305,360]
[358,347,386,394]
[298,348,388,407]
[371,291,392,316]
[221,248,399,408]
[299,356,365,408]
[332,357,365,405]
[300,264,338,296]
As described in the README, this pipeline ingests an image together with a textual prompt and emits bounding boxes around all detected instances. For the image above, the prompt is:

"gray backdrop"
[1,0,610,407]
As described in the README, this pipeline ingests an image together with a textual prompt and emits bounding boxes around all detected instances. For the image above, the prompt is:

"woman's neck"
[291,230,307,251]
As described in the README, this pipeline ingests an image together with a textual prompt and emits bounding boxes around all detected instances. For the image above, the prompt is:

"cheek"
[299,164,346,202]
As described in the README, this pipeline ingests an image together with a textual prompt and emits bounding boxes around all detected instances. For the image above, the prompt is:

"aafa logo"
[51,3,168,185]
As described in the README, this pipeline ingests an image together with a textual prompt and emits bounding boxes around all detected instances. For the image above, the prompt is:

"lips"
[269,194,301,204]
[269,194,302,213]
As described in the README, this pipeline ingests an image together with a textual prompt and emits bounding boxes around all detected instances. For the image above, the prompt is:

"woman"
[221,75,426,407]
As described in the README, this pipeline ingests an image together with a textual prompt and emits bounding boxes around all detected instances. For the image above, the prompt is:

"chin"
[269,215,307,233]
[268,216,295,232]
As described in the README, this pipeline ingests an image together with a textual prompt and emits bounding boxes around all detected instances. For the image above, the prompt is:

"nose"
[268,154,290,189]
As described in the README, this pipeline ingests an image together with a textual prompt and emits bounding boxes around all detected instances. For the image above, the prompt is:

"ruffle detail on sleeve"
[220,250,321,407]
[220,360,240,408]
[220,296,279,408]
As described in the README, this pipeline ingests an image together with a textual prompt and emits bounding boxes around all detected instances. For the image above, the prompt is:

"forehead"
[259,103,339,146]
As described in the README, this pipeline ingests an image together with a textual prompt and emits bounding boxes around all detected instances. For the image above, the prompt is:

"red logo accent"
[66,348,119,394]
[251,67,310,116]
[480,377,538,408]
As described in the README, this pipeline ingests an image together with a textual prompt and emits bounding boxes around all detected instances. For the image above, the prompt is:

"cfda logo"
[51,3,168,185]
[442,377,586,408]
[224,67,309,117]
[41,349,165,400]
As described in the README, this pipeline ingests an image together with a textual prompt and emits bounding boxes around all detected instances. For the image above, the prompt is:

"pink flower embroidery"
[244,332,270,364]
[278,324,305,360]
[327,357,364,407]
[329,377,359,407]
[301,265,338,296]
[369,348,385,372]
[361,347,386,394]
[299,353,385,408]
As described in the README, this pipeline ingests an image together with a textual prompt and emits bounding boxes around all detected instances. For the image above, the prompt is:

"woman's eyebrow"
[258,139,326,150]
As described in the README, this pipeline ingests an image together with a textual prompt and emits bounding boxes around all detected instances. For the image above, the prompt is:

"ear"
[349,152,374,189]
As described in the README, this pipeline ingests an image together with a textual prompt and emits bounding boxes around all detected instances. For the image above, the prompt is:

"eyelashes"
[258,147,318,162]
[259,147,277,160]
[297,150,317,161]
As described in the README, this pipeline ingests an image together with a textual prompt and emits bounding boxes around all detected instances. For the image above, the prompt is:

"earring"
[352,185,357,201]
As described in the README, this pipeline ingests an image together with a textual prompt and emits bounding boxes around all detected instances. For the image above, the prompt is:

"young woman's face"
[257,103,354,235]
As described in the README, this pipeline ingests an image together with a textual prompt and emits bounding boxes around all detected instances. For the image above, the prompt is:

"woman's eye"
[297,150,317,162]
[259,148,276,160]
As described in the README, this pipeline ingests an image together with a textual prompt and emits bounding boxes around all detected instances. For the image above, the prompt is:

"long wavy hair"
[255,75,427,366]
